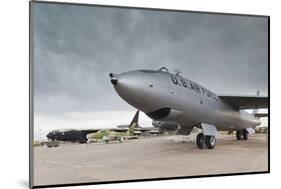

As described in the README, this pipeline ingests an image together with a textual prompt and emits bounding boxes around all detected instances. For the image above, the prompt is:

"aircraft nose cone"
[109,73,118,85]
[46,132,54,140]
[110,71,151,112]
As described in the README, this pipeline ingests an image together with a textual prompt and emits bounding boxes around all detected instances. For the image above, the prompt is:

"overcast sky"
[32,3,268,137]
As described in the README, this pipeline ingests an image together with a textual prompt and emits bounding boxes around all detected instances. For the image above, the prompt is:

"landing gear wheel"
[205,136,216,149]
[196,133,205,149]
[196,133,216,149]
[236,130,242,140]
[243,129,248,140]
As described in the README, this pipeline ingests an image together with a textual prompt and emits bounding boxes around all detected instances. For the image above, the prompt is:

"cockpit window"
[139,67,170,74]
[158,67,169,72]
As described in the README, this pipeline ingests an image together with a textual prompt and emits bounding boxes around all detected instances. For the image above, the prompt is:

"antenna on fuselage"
[253,90,260,114]
[174,69,181,76]
[256,90,260,96]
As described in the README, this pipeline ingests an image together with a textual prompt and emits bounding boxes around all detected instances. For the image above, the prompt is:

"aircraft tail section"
[129,110,139,129]
[127,110,140,135]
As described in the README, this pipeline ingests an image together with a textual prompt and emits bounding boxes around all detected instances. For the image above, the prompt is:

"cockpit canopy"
[138,67,181,76]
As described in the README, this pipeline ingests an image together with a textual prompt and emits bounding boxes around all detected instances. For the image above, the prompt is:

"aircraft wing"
[218,95,268,109]
[254,113,268,118]
[110,128,128,132]
[82,129,100,134]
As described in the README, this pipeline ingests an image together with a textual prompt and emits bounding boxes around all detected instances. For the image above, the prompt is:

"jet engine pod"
[146,107,183,121]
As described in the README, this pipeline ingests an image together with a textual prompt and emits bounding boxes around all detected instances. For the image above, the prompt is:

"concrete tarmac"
[33,134,268,186]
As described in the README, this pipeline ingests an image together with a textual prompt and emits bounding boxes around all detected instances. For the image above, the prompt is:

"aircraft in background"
[46,111,158,144]
[46,129,99,144]
[86,111,140,143]
[118,111,161,135]
[152,120,178,133]
[109,67,268,149]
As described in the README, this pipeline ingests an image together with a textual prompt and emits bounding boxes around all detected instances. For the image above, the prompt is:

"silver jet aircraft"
[109,67,268,149]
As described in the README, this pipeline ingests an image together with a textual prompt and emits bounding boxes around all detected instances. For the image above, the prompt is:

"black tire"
[236,130,242,140]
[205,136,216,149]
[243,129,248,140]
[196,133,205,149]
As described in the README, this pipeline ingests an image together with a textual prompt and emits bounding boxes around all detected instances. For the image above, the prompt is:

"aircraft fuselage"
[110,69,260,131]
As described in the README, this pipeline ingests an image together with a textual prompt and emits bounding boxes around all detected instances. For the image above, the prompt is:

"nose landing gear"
[196,133,216,149]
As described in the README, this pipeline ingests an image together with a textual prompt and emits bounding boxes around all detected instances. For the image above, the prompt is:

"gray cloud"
[33,3,268,114]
